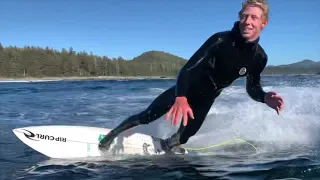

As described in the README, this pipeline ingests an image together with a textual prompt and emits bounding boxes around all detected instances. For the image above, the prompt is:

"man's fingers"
[166,107,174,121]
[279,103,284,111]
[279,103,284,109]
[271,92,278,96]
[277,96,283,102]
[276,99,282,105]
[271,95,284,105]
[172,108,177,125]
[183,111,188,126]
[183,115,188,126]
[183,118,188,126]
[275,99,284,109]
[174,109,182,126]
[187,109,194,119]
[166,106,194,126]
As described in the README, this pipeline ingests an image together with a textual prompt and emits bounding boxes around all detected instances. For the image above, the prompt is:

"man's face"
[239,5,267,41]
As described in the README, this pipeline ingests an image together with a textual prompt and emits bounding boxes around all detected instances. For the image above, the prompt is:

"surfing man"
[99,0,284,154]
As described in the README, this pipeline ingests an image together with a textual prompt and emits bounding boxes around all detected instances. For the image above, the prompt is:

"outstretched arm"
[175,33,222,97]
[246,53,268,103]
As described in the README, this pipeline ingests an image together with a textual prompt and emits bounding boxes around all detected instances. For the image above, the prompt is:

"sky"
[1,0,319,65]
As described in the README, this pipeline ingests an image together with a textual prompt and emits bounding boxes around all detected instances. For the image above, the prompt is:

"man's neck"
[244,33,261,43]
[245,36,260,43]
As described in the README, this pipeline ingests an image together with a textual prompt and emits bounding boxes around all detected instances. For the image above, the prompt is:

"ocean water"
[1,75,320,180]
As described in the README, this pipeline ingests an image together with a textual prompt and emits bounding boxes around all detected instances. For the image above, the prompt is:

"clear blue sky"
[1,0,319,65]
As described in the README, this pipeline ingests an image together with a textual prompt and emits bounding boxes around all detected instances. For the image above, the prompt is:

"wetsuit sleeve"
[175,33,221,97]
[246,53,268,103]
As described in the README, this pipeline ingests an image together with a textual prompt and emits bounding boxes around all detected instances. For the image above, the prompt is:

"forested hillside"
[0,43,186,77]
[0,43,318,78]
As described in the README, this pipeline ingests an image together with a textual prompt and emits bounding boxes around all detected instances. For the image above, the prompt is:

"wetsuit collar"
[231,21,259,49]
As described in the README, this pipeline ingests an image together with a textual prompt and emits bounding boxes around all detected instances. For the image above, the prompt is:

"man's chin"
[240,33,252,39]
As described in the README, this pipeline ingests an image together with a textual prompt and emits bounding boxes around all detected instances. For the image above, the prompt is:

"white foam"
[87,83,320,153]
[148,88,165,93]
[180,85,320,154]
[116,95,156,101]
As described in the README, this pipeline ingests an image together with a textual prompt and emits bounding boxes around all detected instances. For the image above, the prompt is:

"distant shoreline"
[0,76,176,82]
[0,74,318,82]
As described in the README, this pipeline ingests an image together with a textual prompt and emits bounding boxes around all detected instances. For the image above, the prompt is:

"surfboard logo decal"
[21,129,66,142]
[142,143,151,155]
[22,129,39,141]
[239,67,247,75]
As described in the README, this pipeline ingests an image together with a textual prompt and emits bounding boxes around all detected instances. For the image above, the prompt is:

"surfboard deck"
[12,125,187,159]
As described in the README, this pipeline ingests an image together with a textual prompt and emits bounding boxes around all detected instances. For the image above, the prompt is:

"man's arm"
[175,33,223,97]
[246,52,268,103]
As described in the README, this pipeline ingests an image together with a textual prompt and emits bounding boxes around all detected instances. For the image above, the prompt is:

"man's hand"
[264,92,284,115]
[166,96,194,126]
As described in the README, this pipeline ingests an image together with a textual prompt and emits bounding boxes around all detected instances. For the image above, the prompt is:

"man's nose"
[244,16,253,24]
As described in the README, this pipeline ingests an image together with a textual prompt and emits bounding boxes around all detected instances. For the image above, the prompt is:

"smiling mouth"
[243,28,253,33]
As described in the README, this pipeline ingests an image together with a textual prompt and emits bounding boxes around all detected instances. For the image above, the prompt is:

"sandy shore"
[0,76,176,82]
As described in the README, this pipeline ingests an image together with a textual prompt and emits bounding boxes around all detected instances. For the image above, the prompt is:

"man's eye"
[240,15,248,19]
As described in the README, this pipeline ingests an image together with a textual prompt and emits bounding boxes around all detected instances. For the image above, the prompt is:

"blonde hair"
[239,0,269,22]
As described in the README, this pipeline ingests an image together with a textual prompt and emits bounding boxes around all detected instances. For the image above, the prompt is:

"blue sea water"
[1,75,320,179]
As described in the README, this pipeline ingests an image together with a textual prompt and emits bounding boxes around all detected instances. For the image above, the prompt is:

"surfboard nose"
[12,128,23,137]
[12,127,30,134]
[12,127,27,143]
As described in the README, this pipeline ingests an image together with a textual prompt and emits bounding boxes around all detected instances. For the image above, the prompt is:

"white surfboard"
[12,125,187,159]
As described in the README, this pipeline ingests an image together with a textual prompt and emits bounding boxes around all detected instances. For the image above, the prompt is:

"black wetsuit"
[99,21,268,151]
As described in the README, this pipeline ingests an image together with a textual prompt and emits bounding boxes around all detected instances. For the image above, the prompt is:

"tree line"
[0,43,186,78]
[0,42,318,78]
[262,66,320,75]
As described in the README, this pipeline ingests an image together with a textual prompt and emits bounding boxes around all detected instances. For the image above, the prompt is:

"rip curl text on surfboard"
[22,129,66,142]
[36,134,66,142]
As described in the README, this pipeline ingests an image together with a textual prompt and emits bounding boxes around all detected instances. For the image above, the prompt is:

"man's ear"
[261,20,268,30]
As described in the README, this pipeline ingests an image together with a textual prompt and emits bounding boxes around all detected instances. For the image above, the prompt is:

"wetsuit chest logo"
[239,67,247,75]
